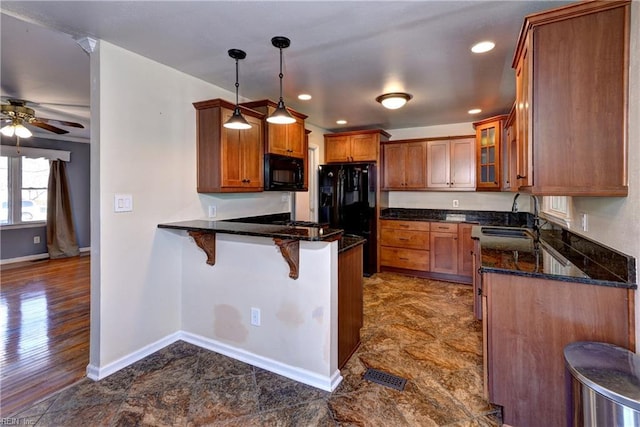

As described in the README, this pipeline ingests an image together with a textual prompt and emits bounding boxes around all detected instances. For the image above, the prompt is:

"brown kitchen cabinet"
[457,223,474,277]
[382,140,427,190]
[241,99,307,158]
[338,242,364,369]
[380,220,430,272]
[483,272,634,426]
[193,99,265,193]
[429,223,459,275]
[502,105,518,192]
[324,129,390,163]
[512,1,630,196]
[473,115,507,191]
[426,137,475,190]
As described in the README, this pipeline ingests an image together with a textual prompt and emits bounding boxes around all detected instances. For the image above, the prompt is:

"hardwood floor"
[0,255,90,416]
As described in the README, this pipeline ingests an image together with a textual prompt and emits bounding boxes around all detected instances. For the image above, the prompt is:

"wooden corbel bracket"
[188,231,216,265]
[273,238,300,280]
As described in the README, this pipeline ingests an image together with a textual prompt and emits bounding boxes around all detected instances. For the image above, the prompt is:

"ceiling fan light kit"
[1,98,84,137]
[376,92,413,110]
[266,36,296,125]
[224,49,252,130]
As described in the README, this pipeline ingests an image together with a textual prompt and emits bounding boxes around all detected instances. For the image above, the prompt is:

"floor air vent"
[363,368,407,391]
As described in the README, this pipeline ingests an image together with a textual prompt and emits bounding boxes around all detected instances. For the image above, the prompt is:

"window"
[541,195,573,228]
[1,155,50,225]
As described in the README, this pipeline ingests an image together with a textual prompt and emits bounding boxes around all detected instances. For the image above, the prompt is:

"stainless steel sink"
[481,227,531,239]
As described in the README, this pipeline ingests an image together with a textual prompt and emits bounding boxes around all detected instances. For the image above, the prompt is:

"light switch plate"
[114,194,133,212]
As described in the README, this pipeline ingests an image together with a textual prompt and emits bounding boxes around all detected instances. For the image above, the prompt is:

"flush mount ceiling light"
[223,49,252,130]
[0,118,32,138]
[375,92,413,110]
[471,41,495,54]
[468,108,482,114]
[267,36,296,125]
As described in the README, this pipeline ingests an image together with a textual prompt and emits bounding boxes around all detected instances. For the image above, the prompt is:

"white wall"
[90,41,292,370]
[180,234,339,389]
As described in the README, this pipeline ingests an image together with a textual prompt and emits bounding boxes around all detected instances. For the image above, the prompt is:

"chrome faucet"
[511,193,520,213]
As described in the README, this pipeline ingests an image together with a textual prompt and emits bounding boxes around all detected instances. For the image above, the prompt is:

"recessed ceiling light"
[468,108,482,114]
[298,94,312,101]
[336,120,347,125]
[471,41,495,54]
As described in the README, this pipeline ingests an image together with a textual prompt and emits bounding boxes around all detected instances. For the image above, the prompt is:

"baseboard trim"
[180,331,343,392]
[0,246,91,265]
[86,331,181,380]
[86,330,343,392]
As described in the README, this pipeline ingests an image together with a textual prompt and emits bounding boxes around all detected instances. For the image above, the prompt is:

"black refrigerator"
[318,163,377,276]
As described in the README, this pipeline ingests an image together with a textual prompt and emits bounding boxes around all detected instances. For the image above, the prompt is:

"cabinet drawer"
[380,229,429,250]
[381,247,429,271]
[380,219,430,232]
[430,222,458,234]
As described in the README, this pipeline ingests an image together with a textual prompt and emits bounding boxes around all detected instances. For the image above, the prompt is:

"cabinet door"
[515,42,532,188]
[267,123,289,157]
[382,144,406,189]
[240,115,264,189]
[450,138,475,189]
[472,239,482,320]
[287,119,306,158]
[476,121,501,189]
[350,133,378,162]
[429,232,458,274]
[426,140,450,188]
[457,223,474,278]
[325,136,351,163]
[221,111,245,188]
[404,142,428,189]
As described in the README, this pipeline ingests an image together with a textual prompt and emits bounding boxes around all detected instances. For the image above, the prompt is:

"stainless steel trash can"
[565,342,640,427]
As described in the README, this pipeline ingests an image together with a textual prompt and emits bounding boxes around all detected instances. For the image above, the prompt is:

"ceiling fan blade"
[29,120,69,134]
[36,116,85,128]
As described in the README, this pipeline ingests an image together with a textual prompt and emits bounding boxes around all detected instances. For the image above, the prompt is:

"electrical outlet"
[208,205,217,218]
[453,199,459,208]
[33,236,40,244]
[251,307,261,326]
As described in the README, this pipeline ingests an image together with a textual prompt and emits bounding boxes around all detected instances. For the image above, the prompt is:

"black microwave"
[264,154,306,191]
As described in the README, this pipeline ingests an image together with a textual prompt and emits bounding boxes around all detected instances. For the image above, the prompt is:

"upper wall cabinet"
[512,0,630,196]
[473,115,508,191]
[241,99,307,159]
[324,130,391,163]
[193,99,265,193]
[382,140,428,190]
[426,136,476,191]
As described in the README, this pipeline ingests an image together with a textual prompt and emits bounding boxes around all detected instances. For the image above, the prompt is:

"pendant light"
[266,36,296,125]
[223,49,252,130]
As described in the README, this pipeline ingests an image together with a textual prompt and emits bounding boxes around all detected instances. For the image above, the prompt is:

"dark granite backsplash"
[540,224,635,284]
[380,208,534,228]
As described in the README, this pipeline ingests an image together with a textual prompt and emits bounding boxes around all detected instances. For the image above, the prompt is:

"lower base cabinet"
[338,243,364,369]
[483,272,634,427]
[380,219,473,283]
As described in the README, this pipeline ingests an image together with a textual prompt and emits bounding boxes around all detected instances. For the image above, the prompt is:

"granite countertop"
[380,207,533,228]
[158,219,343,242]
[474,226,636,289]
[339,235,366,253]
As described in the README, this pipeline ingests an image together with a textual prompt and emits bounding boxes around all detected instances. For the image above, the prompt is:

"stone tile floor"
[10,273,500,426]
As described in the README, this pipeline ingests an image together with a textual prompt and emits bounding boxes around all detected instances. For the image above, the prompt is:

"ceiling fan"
[1,98,85,138]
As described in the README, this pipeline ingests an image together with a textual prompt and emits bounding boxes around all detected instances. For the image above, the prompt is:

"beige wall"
[90,41,294,370]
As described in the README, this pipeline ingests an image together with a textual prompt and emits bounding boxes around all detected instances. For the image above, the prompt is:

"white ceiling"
[1,1,572,140]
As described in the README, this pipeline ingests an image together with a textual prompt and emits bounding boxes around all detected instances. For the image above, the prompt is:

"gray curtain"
[46,160,80,258]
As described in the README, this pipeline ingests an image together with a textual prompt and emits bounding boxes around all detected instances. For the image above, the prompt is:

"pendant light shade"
[224,49,252,130]
[0,118,32,138]
[266,36,296,125]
